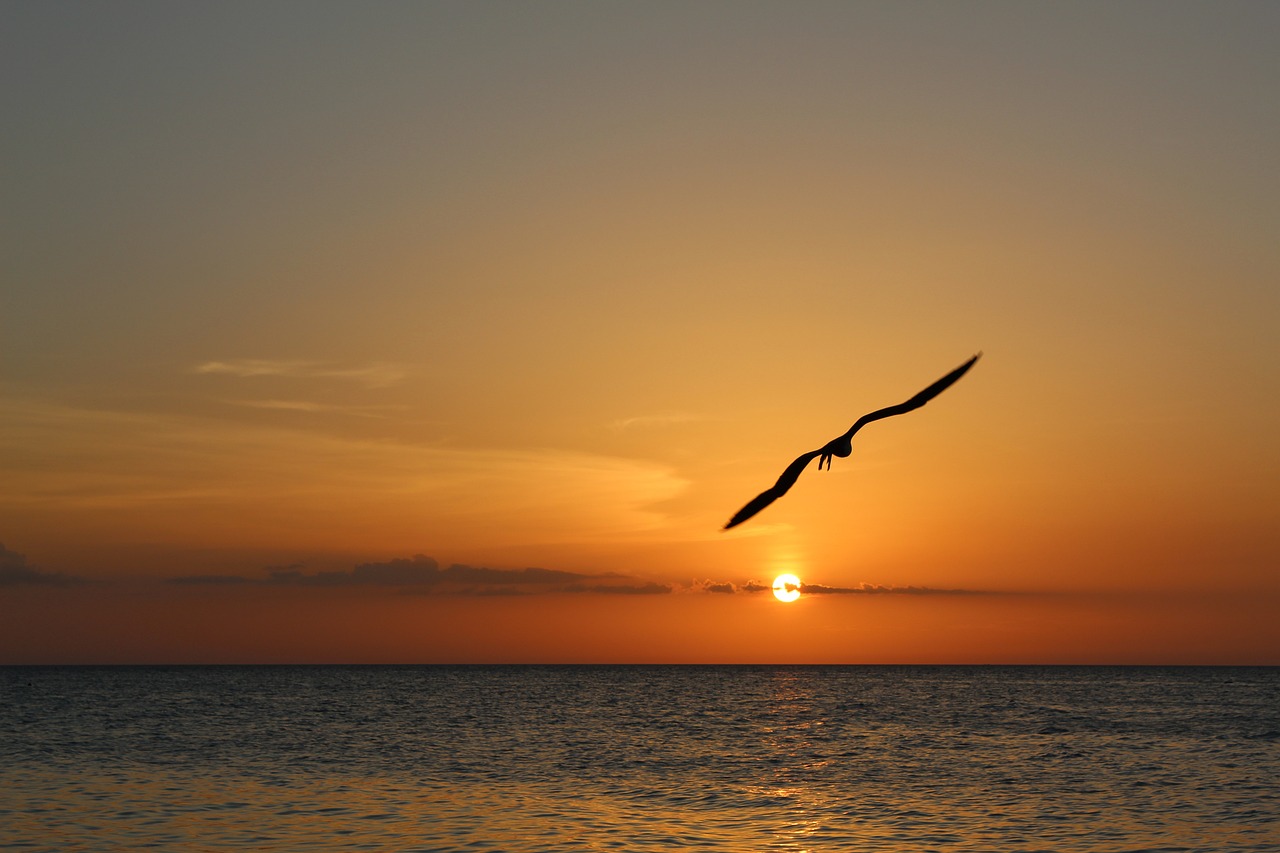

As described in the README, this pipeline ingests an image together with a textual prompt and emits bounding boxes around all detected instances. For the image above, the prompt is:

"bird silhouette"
[723,353,981,530]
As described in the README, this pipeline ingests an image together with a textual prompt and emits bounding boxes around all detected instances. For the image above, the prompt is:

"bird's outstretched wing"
[838,353,981,442]
[722,353,980,530]
[723,448,823,530]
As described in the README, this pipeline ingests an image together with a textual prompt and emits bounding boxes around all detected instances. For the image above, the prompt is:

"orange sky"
[3,3,1278,663]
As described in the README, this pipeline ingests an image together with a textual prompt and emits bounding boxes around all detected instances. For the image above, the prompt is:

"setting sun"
[772,574,802,603]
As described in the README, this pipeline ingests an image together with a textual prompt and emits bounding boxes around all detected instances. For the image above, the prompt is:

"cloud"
[0,398,687,542]
[610,413,705,430]
[222,399,399,418]
[799,583,986,596]
[254,556,444,586]
[168,555,668,595]
[171,564,988,598]
[0,543,83,586]
[168,574,253,585]
[195,359,406,388]
[562,582,672,595]
[713,578,989,596]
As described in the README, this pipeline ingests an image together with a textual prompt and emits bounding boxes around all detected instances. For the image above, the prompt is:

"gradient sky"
[3,1,1277,663]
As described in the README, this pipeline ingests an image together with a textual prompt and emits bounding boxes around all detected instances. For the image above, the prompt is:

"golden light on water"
[772,574,802,603]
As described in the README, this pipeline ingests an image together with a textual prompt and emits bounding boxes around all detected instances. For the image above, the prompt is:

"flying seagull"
[723,353,981,530]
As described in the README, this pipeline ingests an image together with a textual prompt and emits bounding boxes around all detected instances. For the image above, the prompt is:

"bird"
[723,353,981,530]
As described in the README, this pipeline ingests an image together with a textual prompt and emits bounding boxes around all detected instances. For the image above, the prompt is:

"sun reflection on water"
[4,666,1276,852]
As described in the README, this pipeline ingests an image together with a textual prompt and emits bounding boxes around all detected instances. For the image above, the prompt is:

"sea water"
[2,665,1277,852]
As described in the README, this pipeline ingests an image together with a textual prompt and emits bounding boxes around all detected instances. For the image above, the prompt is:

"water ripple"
[2,665,1278,852]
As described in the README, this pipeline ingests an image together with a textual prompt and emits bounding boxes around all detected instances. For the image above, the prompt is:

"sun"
[772,574,802,603]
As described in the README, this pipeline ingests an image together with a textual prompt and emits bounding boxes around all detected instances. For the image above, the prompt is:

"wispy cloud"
[195,360,406,388]
[222,399,401,418]
[0,398,687,542]
[610,413,705,430]
[169,555,673,596]
[0,543,84,587]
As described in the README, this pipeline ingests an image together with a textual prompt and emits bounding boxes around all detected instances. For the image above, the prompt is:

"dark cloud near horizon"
[563,582,671,595]
[167,556,982,598]
[168,574,253,586]
[799,583,985,596]
[0,543,84,587]
[716,577,988,596]
[169,555,670,595]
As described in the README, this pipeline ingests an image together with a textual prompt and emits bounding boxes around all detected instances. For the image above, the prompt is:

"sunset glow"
[2,3,1277,664]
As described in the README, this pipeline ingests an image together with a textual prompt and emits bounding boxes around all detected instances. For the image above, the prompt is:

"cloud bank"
[0,544,83,586]
[702,578,989,596]
[170,555,673,596]
[798,582,985,596]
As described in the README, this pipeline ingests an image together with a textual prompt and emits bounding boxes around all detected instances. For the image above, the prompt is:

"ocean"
[2,665,1277,852]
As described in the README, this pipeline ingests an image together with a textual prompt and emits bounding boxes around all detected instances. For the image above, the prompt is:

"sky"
[3,1,1277,664]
